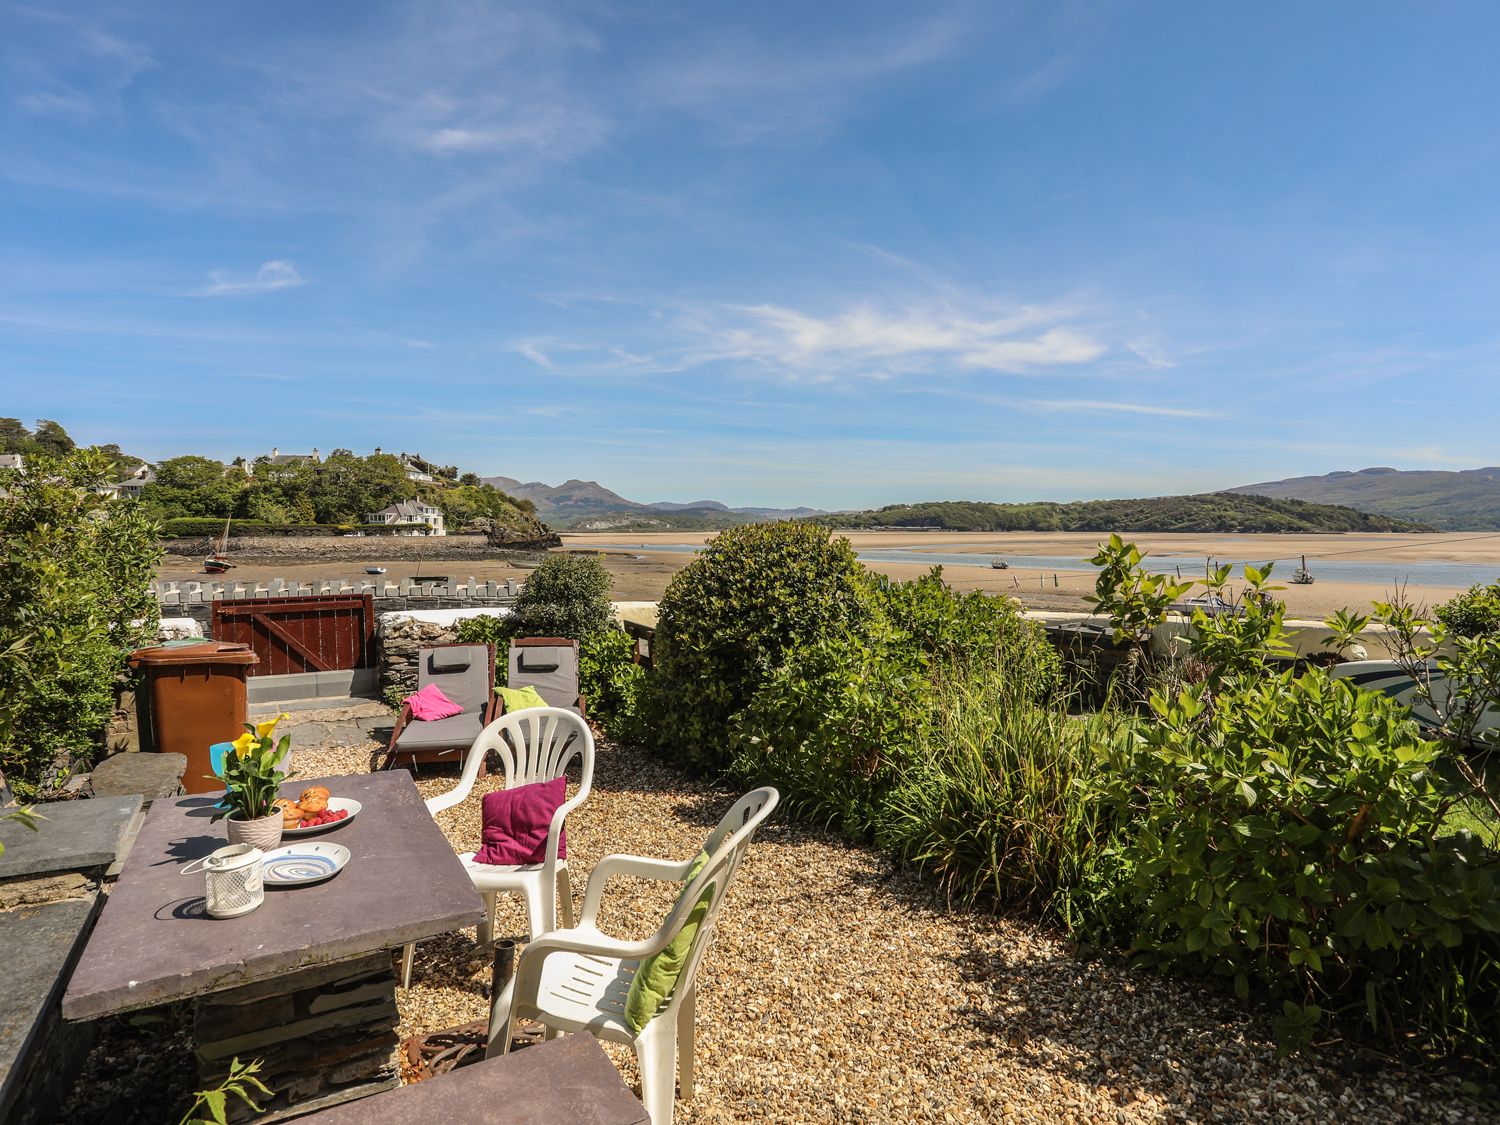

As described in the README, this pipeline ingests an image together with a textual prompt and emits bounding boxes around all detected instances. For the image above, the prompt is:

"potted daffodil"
[214,712,293,850]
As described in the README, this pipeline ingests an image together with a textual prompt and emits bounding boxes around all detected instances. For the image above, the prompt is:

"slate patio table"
[62,771,485,1120]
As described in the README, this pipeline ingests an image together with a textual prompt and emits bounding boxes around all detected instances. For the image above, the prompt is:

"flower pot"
[226,812,283,851]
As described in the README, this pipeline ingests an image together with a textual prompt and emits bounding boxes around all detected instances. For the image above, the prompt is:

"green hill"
[812,493,1432,534]
[1228,467,1500,530]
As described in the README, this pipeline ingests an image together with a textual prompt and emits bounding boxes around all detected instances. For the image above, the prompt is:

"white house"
[100,463,155,498]
[0,453,23,471]
[368,499,446,536]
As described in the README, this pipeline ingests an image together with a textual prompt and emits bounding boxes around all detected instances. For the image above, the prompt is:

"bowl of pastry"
[275,786,362,836]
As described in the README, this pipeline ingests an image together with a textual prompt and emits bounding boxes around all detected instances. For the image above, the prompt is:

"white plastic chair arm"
[579,853,698,927]
[424,787,466,816]
[522,924,670,963]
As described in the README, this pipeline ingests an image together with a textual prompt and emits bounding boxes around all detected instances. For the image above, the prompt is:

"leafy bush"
[729,569,1064,843]
[877,567,1061,693]
[646,522,877,771]
[160,517,271,538]
[508,553,614,640]
[580,629,645,741]
[731,622,928,838]
[1436,583,1500,639]
[0,451,161,794]
[1094,670,1500,1059]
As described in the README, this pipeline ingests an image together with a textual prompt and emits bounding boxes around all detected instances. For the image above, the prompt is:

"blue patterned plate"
[261,842,350,886]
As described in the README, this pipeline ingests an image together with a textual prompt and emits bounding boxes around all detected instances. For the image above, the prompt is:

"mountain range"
[1229,467,1500,530]
[482,476,823,530]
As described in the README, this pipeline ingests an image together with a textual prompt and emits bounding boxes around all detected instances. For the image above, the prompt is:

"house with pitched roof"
[368,498,445,536]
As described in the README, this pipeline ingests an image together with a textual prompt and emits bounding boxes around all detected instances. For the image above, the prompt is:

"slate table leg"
[192,952,401,1122]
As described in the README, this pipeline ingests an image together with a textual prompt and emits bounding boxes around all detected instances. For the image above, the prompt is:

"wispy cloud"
[517,292,1112,381]
[1025,399,1219,419]
[6,7,155,119]
[198,260,305,297]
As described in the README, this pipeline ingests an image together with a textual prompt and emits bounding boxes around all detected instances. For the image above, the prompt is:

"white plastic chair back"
[646,786,779,1024]
[425,707,592,817]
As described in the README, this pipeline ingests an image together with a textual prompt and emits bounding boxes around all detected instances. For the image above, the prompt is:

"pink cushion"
[474,777,568,865]
[406,684,462,721]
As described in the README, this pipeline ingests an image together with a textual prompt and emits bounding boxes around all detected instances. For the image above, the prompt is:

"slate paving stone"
[0,796,142,880]
[88,753,186,806]
[0,895,101,1120]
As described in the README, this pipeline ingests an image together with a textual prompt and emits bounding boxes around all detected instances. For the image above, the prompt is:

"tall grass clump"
[878,666,1125,925]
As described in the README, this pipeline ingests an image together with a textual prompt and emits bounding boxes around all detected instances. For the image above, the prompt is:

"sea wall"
[159,532,558,561]
[155,576,523,631]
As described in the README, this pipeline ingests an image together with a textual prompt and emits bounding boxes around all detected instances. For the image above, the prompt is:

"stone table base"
[193,953,400,1122]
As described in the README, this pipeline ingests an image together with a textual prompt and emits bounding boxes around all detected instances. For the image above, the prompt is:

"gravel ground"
[276,736,1488,1125]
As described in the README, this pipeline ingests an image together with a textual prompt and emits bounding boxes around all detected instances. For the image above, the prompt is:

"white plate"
[281,797,362,836]
[262,842,350,886]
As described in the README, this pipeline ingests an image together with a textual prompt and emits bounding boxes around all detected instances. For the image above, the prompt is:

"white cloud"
[679,301,1107,378]
[1026,399,1218,419]
[199,260,305,297]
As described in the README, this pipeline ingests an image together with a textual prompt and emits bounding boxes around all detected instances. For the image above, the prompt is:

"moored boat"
[991,558,1009,569]
[1291,554,1315,584]
[203,518,235,574]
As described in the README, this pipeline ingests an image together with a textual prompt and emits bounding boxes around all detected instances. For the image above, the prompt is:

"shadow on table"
[155,895,213,922]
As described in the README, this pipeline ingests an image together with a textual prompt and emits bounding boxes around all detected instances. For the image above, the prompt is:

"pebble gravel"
[286,735,1490,1124]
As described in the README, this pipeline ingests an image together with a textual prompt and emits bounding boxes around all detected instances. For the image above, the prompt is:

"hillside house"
[368,499,445,536]
[100,463,155,498]
[0,453,24,471]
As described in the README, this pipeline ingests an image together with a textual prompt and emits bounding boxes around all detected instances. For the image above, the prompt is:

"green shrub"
[508,553,613,640]
[645,522,877,771]
[1435,582,1500,639]
[160,517,270,538]
[1094,670,1500,1060]
[728,569,1063,839]
[878,668,1124,924]
[876,567,1061,695]
[731,622,928,838]
[580,629,645,741]
[0,451,161,794]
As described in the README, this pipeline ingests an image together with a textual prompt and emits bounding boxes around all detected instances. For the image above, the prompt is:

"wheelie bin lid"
[129,641,260,667]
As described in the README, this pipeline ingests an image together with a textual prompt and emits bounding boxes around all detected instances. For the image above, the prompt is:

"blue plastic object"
[209,741,235,778]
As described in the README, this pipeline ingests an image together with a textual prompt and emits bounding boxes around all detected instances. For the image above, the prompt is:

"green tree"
[0,450,161,794]
[0,418,32,452]
[141,456,244,520]
[31,419,75,456]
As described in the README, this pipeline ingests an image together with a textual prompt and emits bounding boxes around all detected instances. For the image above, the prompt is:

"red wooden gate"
[212,595,375,676]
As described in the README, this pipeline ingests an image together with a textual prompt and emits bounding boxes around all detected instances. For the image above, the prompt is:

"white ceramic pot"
[226,811,283,851]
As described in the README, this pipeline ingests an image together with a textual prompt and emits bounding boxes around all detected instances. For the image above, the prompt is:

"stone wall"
[160,532,557,560]
[377,616,469,701]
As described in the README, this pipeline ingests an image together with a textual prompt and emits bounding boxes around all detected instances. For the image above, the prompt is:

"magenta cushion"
[475,776,568,865]
[407,684,462,721]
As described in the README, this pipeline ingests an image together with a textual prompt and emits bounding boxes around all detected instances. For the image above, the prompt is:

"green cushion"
[496,684,549,712]
[624,849,713,1033]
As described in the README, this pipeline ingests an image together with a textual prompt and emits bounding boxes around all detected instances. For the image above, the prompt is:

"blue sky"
[2,2,1497,509]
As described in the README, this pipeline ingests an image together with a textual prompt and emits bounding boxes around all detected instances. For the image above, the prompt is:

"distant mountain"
[1228,467,1500,530]
[481,476,824,529]
[814,493,1431,534]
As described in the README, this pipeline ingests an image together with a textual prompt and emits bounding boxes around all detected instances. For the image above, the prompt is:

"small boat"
[365,566,387,575]
[991,558,1010,570]
[204,518,235,574]
[1290,554,1315,585]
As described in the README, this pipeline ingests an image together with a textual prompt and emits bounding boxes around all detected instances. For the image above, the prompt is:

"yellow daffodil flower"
[255,712,289,739]
[231,731,257,759]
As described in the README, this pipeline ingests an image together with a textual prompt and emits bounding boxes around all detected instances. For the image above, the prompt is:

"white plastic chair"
[486,787,779,1125]
[400,707,594,988]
